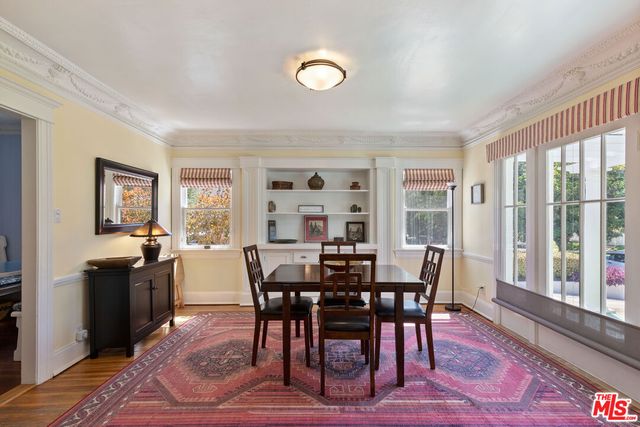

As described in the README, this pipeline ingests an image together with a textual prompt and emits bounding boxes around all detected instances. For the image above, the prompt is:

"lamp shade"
[296,59,346,91]
[130,220,171,238]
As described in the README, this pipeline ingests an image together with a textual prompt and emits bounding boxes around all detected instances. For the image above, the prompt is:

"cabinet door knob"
[300,255,307,259]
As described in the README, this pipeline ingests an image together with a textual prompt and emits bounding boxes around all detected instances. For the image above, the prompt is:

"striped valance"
[180,168,232,189]
[403,168,454,191]
[486,77,640,162]
[112,174,153,187]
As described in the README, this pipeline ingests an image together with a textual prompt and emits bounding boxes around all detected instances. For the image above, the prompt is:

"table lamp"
[130,219,171,262]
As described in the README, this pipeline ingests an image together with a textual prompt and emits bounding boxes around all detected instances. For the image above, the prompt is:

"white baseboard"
[184,291,240,305]
[52,340,89,376]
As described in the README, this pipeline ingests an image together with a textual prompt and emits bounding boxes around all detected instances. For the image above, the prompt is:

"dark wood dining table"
[262,263,425,387]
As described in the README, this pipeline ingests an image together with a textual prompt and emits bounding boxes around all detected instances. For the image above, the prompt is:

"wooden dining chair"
[318,253,376,397]
[320,241,365,307]
[374,245,444,370]
[243,245,314,367]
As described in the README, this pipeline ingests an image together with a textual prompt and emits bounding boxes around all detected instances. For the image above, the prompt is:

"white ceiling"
[1,0,640,142]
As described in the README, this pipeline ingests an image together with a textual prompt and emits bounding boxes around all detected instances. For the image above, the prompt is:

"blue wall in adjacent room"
[0,131,21,261]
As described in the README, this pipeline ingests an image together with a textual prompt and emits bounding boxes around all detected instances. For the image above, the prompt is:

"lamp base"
[444,304,461,312]
[140,241,162,262]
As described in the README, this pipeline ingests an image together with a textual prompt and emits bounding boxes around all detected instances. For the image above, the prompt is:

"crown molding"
[462,19,640,148]
[167,130,462,150]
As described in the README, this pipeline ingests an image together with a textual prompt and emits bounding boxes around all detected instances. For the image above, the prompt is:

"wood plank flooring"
[0,305,635,426]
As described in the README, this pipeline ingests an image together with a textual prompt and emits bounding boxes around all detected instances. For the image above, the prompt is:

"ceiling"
[1,0,640,145]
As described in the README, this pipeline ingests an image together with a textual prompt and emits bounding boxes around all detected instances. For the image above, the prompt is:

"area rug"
[52,311,628,426]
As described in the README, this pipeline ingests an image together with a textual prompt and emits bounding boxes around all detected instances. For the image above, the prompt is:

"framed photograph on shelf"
[304,215,328,242]
[298,204,324,213]
[345,221,365,243]
[471,183,485,204]
[267,220,277,242]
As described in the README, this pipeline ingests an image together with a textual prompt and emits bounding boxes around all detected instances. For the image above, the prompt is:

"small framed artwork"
[298,204,324,213]
[345,221,365,243]
[471,184,485,204]
[267,220,277,242]
[304,215,328,242]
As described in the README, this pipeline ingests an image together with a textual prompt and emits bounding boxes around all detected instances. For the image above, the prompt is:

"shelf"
[267,212,369,215]
[266,189,369,193]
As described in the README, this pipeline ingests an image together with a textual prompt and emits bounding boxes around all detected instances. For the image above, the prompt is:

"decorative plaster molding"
[167,130,463,150]
[463,19,640,147]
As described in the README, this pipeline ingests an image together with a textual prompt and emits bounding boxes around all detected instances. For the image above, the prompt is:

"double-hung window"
[179,168,233,248]
[545,129,625,320]
[402,169,454,247]
[501,153,527,287]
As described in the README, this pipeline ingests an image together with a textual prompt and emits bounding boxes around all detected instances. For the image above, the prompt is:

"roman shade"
[112,174,153,187]
[403,168,454,191]
[180,168,232,189]
[486,76,640,162]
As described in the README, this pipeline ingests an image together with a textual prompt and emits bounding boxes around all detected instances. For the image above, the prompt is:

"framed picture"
[304,215,328,242]
[298,204,324,213]
[471,183,485,204]
[345,221,365,243]
[267,220,277,242]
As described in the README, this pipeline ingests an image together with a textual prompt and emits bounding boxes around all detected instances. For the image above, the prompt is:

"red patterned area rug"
[52,311,622,426]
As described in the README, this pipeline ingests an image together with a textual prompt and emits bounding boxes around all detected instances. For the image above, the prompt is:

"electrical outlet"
[478,285,486,293]
[75,329,88,342]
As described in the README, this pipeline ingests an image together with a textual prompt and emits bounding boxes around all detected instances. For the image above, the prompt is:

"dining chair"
[243,245,314,367]
[374,245,445,370]
[318,253,376,397]
[320,241,365,307]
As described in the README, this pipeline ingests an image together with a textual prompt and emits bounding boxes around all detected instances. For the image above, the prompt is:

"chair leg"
[303,318,311,367]
[308,313,314,347]
[360,340,365,355]
[369,336,375,397]
[364,339,369,365]
[415,323,422,351]
[296,320,301,338]
[375,317,382,370]
[251,317,261,366]
[426,321,435,370]
[261,320,269,348]
[319,335,325,396]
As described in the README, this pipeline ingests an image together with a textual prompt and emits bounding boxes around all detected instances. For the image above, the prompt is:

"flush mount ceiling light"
[295,59,346,91]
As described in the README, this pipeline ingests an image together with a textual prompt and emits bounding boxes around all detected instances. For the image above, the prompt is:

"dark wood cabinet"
[87,257,175,358]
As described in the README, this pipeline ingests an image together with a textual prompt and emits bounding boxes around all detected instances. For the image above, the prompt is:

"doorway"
[0,108,23,395]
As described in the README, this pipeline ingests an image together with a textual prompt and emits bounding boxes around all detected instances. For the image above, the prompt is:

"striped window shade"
[403,169,454,191]
[112,174,153,187]
[486,76,640,162]
[180,168,232,188]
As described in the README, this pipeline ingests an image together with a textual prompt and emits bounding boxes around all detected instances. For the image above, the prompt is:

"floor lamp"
[445,182,461,312]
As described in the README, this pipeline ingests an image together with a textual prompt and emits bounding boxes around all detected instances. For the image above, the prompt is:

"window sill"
[394,247,463,259]
[172,248,241,259]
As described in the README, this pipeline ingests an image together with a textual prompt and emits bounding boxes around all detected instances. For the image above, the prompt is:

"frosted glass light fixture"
[295,59,346,91]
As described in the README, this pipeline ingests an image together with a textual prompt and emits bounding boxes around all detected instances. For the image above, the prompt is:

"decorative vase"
[268,201,276,212]
[350,181,361,190]
[307,172,325,190]
[350,204,358,212]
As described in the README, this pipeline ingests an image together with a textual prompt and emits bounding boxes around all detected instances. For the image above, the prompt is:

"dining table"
[261,263,425,387]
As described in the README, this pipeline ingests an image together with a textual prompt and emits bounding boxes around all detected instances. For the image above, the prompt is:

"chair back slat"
[321,241,357,254]
[319,253,376,321]
[416,245,445,314]
[243,245,267,310]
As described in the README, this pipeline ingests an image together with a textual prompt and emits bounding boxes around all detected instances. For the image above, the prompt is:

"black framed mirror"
[95,158,158,234]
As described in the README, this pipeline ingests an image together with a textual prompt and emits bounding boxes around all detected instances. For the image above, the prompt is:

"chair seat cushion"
[321,292,366,307]
[260,296,313,315]
[375,298,426,318]
[318,309,371,332]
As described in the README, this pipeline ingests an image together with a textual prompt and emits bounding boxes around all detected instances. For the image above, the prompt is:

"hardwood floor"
[0,304,635,426]
[0,314,20,396]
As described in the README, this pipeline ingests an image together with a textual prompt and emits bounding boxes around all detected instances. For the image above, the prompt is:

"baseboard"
[52,340,89,376]
[435,290,494,321]
[184,291,240,305]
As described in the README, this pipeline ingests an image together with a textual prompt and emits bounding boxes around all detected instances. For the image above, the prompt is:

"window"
[179,168,232,248]
[403,189,450,246]
[502,153,527,287]
[545,129,625,320]
[119,185,152,224]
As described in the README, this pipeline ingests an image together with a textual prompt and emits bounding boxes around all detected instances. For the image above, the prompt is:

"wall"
[0,68,173,375]
[0,131,21,260]
[461,66,640,401]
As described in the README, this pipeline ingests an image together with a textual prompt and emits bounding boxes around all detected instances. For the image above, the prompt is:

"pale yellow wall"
[0,69,172,351]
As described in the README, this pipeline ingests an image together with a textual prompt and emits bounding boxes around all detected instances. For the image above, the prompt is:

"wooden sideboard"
[87,257,175,358]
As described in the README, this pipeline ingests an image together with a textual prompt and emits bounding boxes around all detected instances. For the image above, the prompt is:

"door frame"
[0,76,59,384]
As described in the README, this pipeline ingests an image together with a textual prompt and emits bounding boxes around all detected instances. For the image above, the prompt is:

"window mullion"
[561,147,567,302]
